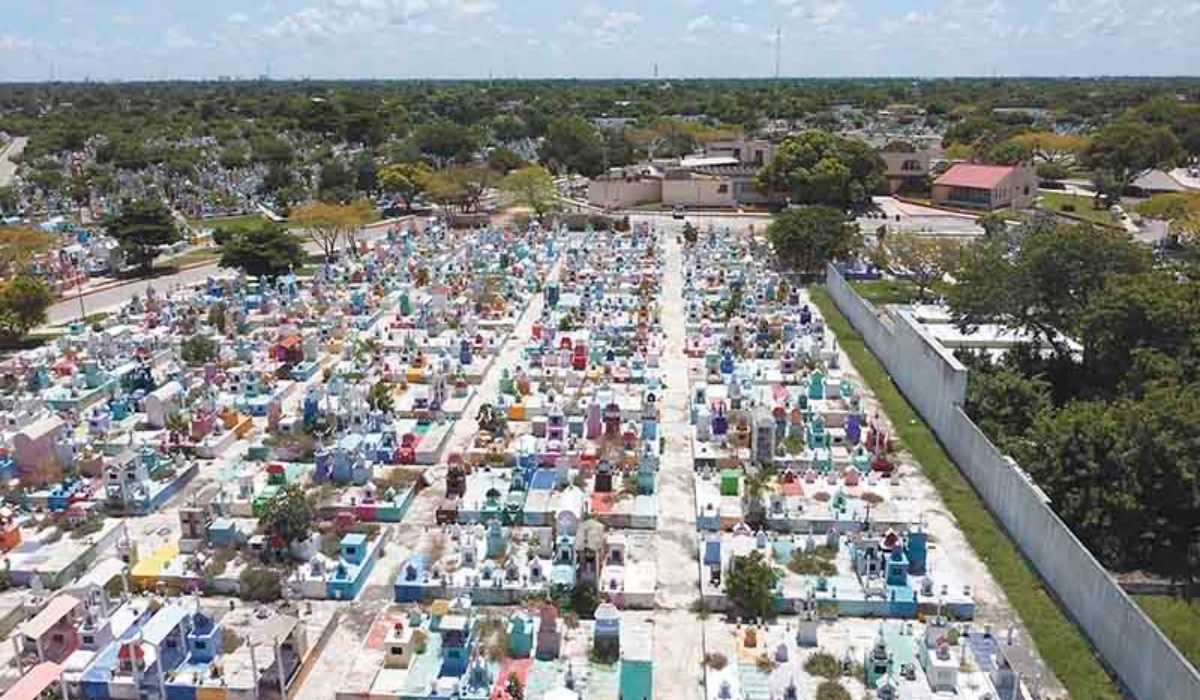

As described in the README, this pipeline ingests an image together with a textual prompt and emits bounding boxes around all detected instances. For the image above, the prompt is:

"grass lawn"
[1134,596,1200,671]
[809,286,1121,700]
[161,247,221,267]
[187,214,265,232]
[1037,191,1120,227]
[850,279,921,306]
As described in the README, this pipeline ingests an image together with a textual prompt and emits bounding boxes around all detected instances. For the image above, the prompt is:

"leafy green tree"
[1083,120,1182,197]
[180,335,217,366]
[487,147,527,174]
[985,139,1034,165]
[883,233,963,301]
[965,367,1051,450]
[367,380,395,415]
[218,225,306,279]
[950,219,1150,359]
[0,226,56,278]
[1080,272,1200,396]
[725,550,779,621]
[379,162,433,213]
[499,166,557,219]
[355,151,378,193]
[318,160,355,203]
[0,275,54,339]
[259,485,315,547]
[107,199,181,274]
[538,116,604,176]
[756,130,885,208]
[414,120,478,164]
[766,205,860,275]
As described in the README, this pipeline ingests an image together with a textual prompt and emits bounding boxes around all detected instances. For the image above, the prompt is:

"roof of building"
[21,595,80,639]
[249,614,300,646]
[0,661,63,700]
[1131,169,1187,193]
[679,156,740,168]
[141,603,190,646]
[934,163,1019,190]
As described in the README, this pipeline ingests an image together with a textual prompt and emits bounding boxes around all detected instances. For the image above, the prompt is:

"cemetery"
[337,600,653,700]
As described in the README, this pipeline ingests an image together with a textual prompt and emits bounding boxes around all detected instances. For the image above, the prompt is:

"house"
[932,163,1037,211]
[879,148,932,194]
[703,138,778,168]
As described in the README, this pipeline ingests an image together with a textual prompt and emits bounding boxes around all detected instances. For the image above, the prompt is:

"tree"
[107,199,181,274]
[504,674,524,700]
[976,211,1009,238]
[290,202,370,259]
[218,225,306,279]
[1083,120,1182,197]
[964,366,1051,450]
[755,130,886,208]
[949,219,1150,359]
[379,162,433,213]
[539,116,605,176]
[499,166,557,219]
[317,160,355,203]
[0,226,56,277]
[487,147,527,174]
[180,335,217,366]
[414,120,478,164]
[883,233,963,301]
[766,205,860,275]
[1080,272,1200,396]
[0,186,18,213]
[1133,193,1200,243]
[425,171,471,214]
[725,550,779,621]
[456,166,496,213]
[0,275,54,339]
[367,380,395,415]
[742,464,778,528]
[355,152,378,193]
[259,485,315,547]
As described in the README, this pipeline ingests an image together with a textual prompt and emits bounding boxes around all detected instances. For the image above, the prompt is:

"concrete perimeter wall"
[825,263,1200,700]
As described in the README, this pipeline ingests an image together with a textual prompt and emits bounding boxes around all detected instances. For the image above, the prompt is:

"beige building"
[932,163,1037,211]
[662,170,735,208]
[587,167,663,209]
[880,150,932,194]
[703,138,778,167]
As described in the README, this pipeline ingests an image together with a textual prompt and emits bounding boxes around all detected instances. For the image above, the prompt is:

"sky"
[1,0,1198,81]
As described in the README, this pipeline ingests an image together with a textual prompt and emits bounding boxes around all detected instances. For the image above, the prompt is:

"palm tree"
[742,463,779,528]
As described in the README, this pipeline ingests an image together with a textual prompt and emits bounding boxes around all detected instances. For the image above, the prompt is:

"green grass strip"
[1134,596,1200,672]
[810,286,1120,700]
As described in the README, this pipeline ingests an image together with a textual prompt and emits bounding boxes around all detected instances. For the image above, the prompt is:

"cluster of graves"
[680,226,1037,700]
[339,600,653,700]
[391,225,663,603]
[6,574,336,700]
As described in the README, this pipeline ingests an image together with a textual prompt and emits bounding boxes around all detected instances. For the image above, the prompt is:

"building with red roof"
[932,163,1037,211]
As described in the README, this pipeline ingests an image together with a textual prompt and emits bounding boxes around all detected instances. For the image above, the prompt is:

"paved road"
[44,220,413,326]
[0,136,27,188]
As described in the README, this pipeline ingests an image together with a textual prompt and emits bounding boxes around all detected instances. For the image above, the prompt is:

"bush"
[788,548,837,576]
[703,652,728,670]
[238,567,283,602]
[815,681,851,700]
[804,651,841,679]
[1060,202,1076,213]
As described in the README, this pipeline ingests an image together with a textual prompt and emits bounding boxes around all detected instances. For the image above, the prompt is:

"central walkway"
[651,225,705,700]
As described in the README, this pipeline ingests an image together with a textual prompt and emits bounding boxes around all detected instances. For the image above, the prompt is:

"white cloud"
[686,14,715,33]
[227,12,250,24]
[0,34,34,51]
[163,25,200,49]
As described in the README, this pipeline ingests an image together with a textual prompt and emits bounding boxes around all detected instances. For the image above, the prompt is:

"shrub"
[704,652,728,670]
[789,548,837,576]
[238,567,283,602]
[805,651,841,679]
[816,681,851,700]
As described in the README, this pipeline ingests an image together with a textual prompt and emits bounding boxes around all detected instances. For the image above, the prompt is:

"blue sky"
[1,0,1198,81]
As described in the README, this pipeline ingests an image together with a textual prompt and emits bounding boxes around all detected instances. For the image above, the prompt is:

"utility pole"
[774,27,781,80]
